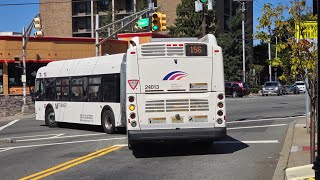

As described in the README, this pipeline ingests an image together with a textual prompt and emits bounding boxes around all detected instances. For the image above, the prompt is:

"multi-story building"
[40,0,253,38]
[40,0,147,38]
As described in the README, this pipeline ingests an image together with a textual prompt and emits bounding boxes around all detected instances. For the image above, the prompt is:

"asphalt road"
[0,94,306,180]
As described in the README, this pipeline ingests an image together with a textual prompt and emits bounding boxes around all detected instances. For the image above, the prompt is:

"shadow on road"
[40,123,126,134]
[132,136,249,158]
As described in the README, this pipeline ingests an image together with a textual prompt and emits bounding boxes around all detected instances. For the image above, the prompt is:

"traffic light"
[33,17,43,38]
[152,12,166,31]
[152,12,160,31]
[159,13,166,31]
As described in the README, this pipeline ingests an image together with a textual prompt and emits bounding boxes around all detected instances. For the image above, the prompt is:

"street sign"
[295,21,317,39]
[138,18,149,27]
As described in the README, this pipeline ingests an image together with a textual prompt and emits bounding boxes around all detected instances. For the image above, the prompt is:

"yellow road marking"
[20,145,124,180]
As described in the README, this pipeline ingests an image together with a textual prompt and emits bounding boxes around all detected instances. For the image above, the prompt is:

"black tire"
[101,110,116,134]
[45,107,57,127]
[232,91,238,98]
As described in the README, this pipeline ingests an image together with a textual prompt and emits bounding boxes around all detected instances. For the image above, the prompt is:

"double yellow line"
[20,145,124,180]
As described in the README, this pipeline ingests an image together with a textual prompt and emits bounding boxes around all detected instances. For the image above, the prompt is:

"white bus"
[34,34,226,147]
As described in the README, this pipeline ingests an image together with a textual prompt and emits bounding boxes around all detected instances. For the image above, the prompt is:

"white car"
[294,81,306,93]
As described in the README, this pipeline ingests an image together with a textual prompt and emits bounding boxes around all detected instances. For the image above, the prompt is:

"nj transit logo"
[163,71,188,80]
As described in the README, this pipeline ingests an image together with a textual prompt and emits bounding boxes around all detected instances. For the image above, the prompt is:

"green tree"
[257,0,317,161]
[218,11,251,82]
[169,0,216,37]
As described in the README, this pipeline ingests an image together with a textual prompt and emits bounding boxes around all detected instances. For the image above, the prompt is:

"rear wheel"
[45,107,57,127]
[102,110,116,134]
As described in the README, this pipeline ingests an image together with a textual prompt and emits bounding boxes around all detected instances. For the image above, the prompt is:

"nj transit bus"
[34,34,226,148]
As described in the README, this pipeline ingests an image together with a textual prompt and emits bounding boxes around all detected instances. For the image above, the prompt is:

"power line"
[0,0,106,7]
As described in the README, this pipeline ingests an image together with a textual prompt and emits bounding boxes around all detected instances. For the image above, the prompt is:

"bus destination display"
[185,44,207,56]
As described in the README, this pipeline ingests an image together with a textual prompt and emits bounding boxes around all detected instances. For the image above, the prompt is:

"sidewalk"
[0,113,35,122]
[273,118,315,180]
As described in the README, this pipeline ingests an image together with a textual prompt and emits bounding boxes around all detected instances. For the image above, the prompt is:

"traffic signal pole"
[21,13,42,113]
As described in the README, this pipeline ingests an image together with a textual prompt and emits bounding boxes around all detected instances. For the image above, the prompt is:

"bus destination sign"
[185,44,207,56]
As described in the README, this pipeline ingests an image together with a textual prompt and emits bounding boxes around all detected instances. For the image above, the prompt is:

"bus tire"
[102,110,115,134]
[45,107,57,127]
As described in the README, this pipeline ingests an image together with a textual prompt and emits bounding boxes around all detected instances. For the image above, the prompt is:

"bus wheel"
[102,110,115,134]
[45,107,57,127]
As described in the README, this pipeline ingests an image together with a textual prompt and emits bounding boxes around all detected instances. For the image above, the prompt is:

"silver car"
[262,81,283,96]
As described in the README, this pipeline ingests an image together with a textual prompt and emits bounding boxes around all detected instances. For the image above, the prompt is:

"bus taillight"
[129,104,135,111]
[217,110,223,116]
[130,113,136,119]
[218,94,224,100]
[128,96,135,103]
[217,102,224,108]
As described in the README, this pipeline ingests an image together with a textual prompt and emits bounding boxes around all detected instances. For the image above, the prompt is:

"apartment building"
[40,0,146,37]
[40,0,253,38]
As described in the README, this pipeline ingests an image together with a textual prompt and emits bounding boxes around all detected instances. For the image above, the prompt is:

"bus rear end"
[126,34,226,146]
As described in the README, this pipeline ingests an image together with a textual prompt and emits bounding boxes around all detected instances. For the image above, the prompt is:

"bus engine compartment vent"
[141,44,184,57]
[145,99,209,113]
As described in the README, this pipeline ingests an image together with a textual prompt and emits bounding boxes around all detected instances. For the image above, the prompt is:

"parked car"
[225,82,250,98]
[294,81,306,93]
[262,81,283,96]
[283,85,299,95]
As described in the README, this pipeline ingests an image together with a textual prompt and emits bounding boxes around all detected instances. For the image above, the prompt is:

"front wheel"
[102,110,116,134]
[45,107,57,127]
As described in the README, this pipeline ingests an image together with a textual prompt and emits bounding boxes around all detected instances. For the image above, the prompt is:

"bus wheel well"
[101,106,113,120]
[45,104,54,112]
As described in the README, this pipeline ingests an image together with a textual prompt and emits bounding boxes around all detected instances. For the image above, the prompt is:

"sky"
[0,0,314,35]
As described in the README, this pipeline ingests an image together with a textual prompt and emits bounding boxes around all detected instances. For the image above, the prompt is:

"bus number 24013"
[145,85,160,90]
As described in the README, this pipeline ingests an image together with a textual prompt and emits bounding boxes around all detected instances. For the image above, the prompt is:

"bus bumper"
[128,127,226,143]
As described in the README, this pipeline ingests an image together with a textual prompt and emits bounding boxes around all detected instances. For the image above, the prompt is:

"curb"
[272,119,297,180]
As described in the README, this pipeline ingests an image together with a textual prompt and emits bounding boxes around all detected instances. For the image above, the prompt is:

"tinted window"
[45,78,56,100]
[71,77,83,102]
[88,76,102,102]
[56,78,70,101]
[102,74,120,102]
[35,79,45,101]
[296,82,305,85]
[233,84,240,88]
[225,82,232,86]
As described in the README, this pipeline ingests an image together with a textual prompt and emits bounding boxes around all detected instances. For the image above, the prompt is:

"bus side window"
[45,78,56,101]
[35,79,44,101]
[101,74,120,103]
[71,77,84,102]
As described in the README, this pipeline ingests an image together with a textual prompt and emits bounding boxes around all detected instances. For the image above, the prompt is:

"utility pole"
[275,36,277,81]
[268,28,272,81]
[91,0,94,38]
[201,2,206,37]
[234,0,251,83]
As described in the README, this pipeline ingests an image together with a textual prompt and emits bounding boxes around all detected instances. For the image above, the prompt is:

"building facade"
[40,0,148,38]
[0,36,127,95]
